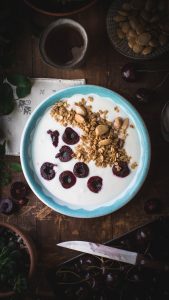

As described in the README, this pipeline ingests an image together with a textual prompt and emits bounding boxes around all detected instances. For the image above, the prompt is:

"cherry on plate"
[112,161,130,178]
[62,127,80,145]
[59,171,76,189]
[40,162,56,180]
[47,130,59,147]
[0,198,15,215]
[87,176,103,193]
[55,145,73,162]
[73,162,89,178]
[10,181,30,200]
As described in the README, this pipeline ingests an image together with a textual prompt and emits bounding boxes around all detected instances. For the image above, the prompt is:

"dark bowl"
[24,0,97,17]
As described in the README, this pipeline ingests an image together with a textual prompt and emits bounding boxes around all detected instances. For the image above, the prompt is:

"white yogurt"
[32,94,141,210]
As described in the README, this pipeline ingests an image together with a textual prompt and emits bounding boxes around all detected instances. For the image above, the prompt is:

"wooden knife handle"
[136,254,169,272]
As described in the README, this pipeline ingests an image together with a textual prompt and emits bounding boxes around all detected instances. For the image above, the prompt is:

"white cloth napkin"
[1,78,85,156]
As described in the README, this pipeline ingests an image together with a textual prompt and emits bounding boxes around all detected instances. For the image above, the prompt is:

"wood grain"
[1,0,169,298]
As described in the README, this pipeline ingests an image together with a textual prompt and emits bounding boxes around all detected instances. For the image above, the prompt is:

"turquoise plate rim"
[20,85,151,218]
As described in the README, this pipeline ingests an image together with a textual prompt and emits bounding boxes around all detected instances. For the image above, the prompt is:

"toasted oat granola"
[50,98,134,168]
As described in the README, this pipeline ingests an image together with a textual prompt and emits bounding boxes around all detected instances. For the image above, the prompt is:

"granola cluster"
[50,97,132,168]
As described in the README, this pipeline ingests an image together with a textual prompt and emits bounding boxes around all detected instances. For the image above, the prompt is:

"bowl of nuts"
[107,0,169,59]
[20,85,150,218]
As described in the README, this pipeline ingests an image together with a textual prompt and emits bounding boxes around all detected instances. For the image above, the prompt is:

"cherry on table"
[121,63,137,82]
[0,198,15,215]
[73,162,89,178]
[55,145,73,162]
[135,88,153,103]
[62,127,80,145]
[40,162,56,180]
[59,171,76,189]
[10,181,30,200]
[144,198,161,214]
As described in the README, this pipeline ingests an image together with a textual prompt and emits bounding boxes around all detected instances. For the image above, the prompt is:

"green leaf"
[0,82,15,115]
[16,85,31,98]
[0,172,11,186]
[9,162,22,172]
[0,141,6,156]
[7,74,32,98]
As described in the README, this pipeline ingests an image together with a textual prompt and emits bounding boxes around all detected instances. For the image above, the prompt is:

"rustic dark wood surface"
[1,0,169,298]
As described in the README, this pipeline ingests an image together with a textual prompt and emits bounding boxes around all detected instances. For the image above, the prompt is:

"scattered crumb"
[88,96,94,102]
[131,162,138,169]
[130,124,135,128]
[114,106,120,112]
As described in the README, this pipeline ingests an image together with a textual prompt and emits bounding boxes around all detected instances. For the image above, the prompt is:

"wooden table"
[1,0,169,298]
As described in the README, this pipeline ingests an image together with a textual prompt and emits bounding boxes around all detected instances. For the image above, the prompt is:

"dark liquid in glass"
[44,25,84,66]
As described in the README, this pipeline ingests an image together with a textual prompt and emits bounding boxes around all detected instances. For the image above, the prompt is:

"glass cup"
[39,18,88,69]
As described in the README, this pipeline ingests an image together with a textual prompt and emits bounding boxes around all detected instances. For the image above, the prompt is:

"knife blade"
[57,240,169,272]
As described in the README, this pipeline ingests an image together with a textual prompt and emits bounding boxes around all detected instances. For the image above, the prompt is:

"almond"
[95,125,109,136]
[75,105,87,116]
[99,139,112,146]
[114,117,123,130]
[121,118,129,131]
[75,114,85,124]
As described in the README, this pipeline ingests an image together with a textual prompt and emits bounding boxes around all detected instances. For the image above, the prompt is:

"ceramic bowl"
[24,0,97,17]
[39,19,88,69]
[0,222,37,298]
[20,85,151,218]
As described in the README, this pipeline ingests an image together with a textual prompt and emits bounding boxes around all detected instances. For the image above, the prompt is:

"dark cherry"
[73,162,89,178]
[144,198,161,214]
[112,161,130,178]
[40,162,56,180]
[121,63,137,82]
[135,88,152,103]
[104,271,120,289]
[0,198,15,215]
[79,255,100,271]
[55,145,73,162]
[87,176,103,193]
[135,227,152,250]
[10,181,30,200]
[59,171,76,189]
[62,127,80,145]
[47,130,59,147]
[14,198,28,206]
[74,283,90,299]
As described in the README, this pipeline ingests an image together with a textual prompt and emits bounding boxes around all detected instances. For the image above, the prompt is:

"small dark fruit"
[62,127,80,145]
[73,162,89,178]
[40,162,56,180]
[144,198,161,214]
[14,198,29,206]
[79,255,100,270]
[121,63,137,82]
[135,88,152,103]
[47,130,59,147]
[135,227,152,250]
[112,161,130,178]
[0,198,15,215]
[104,271,120,289]
[10,181,30,200]
[87,176,103,193]
[55,145,73,162]
[59,171,76,189]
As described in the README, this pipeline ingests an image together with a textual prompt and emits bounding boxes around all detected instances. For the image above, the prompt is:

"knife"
[57,240,169,272]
